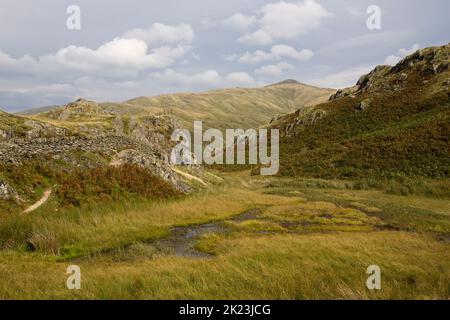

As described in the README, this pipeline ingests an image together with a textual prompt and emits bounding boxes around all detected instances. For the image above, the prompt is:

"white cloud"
[309,66,374,89]
[151,69,223,86]
[384,55,402,66]
[238,30,273,45]
[271,45,314,61]
[0,22,196,109]
[226,72,256,86]
[122,23,194,46]
[225,54,238,62]
[238,45,313,64]
[150,69,257,88]
[318,30,415,57]
[238,50,274,64]
[398,44,420,56]
[238,0,331,45]
[384,44,420,65]
[223,13,257,31]
[0,24,194,81]
[255,62,293,76]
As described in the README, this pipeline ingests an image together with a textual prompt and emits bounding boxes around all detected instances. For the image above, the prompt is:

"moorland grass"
[0,171,448,299]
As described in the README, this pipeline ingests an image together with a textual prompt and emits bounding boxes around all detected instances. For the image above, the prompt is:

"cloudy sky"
[0,0,448,111]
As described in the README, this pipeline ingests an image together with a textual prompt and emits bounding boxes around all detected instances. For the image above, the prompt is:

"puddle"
[152,208,262,258]
[68,208,263,262]
[153,223,225,257]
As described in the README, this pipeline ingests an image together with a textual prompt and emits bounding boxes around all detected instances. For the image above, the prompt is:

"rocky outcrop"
[0,102,190,197]
[306,109,327,125]
[0,181,19,202]
[356,99,371,111]
[329,43,450,101]
[328,86,358,100]
[390,44,449,75]
[274,43,450,142]
[23,120,67,139]
[110,149,189,192]
[0,135,138,164]
[57,98,112,121]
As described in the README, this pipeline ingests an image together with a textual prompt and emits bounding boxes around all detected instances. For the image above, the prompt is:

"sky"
[0,0,448,111]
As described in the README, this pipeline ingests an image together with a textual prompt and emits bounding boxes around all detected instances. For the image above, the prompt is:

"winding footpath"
[22,188,52,214]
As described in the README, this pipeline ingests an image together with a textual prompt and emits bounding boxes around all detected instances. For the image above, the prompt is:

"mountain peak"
[269,79,302,86]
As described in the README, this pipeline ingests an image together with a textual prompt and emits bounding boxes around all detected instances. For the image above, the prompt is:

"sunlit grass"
[0,231,449,299]
[0,171,449,299]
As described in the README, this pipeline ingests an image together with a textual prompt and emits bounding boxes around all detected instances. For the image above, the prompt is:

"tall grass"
[0,231,449,299]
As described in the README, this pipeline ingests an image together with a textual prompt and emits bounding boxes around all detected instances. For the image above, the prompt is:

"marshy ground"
[0,170,449,299]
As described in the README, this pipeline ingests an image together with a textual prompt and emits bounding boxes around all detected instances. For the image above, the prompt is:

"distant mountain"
[0,80,333,212]
[26,81,334,131]
[269,43,450,179]
[17,105,61,116]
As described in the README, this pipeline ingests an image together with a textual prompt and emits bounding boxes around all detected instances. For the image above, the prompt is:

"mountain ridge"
[23,80,334,131]
[17,80,334,130]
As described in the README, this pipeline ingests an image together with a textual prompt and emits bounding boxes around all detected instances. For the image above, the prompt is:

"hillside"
[125,81,334,130]
[1,80,332,213]
[268,43,449,180]
[0,106,186,213]
[17,105,60,116]
[29,81,334,131]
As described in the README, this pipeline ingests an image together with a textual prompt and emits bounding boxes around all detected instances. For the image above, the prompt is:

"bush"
[56,164,180,207]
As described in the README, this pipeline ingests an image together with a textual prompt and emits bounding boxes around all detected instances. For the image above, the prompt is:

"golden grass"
[0,231,448,299]
[0,171,449,299]
[0,183,298,258]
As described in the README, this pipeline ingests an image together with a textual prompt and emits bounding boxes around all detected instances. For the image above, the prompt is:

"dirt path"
[172,167,208,186]
[23,188,52,214]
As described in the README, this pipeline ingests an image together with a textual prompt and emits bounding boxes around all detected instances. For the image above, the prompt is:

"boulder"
[0,180,19,201]
[356,99,371,111]
[110,149,189,192]
[306,109,327,125]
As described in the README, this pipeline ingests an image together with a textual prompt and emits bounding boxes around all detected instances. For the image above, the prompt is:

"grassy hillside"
[125,81,334,130]
[269,43,449,181]
[28,81,333,131]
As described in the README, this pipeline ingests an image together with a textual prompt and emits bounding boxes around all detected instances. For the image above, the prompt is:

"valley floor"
[0,170,449,299]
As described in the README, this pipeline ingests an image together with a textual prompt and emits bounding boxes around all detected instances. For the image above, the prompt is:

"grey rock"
[0,180,18,201]
[306,109,327,125]
[356,99,371,111]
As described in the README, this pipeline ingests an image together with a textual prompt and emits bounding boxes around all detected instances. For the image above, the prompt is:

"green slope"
[271,43,450,180]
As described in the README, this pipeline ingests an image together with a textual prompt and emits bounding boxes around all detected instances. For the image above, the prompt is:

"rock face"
[0,181,18,201]
[329,43,450,101]
[356,99,371,111]
[57,99,111,121]
[0,135,138,164]
[23,120,67,139]
[0,101,190,199]
[306,109,327,125]
[110,149,188,192]
[328,86,358,100]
